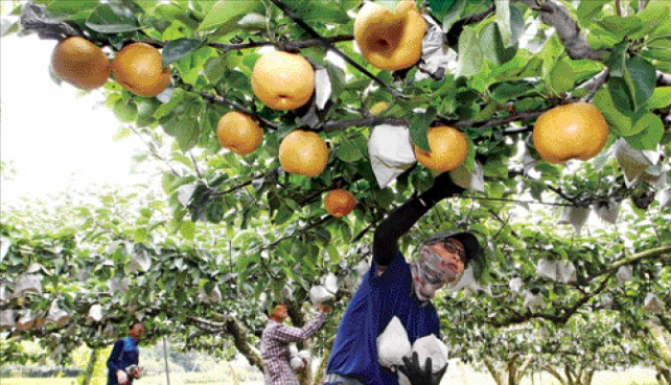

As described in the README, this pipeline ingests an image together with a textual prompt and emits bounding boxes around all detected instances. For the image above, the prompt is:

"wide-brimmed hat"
[422,231,483,268]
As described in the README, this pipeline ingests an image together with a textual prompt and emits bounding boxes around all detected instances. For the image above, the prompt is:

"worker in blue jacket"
[107,322,144,385]
[324,173,483,385]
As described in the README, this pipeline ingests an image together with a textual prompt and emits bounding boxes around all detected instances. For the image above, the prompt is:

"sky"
[1,32,151,205]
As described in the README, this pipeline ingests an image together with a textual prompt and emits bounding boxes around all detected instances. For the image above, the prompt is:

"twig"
[189,151,202,179]
[198,91,279,130]
[258,215,331,252]
[577,68,610,102]
[464,195,574,207]
[128,126,180,177]
[269,0,402,98]
[208,35,353,52]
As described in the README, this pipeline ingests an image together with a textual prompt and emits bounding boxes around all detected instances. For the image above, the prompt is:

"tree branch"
[128,126,180,177]
[186,315,263,370]
[207,35,353,52]
[657,71,671,86]
[258,215,332,253]
[514,0,608,60]
[198,91,279,130]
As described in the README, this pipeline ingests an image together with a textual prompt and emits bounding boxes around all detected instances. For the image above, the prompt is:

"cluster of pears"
[51,36,171,97]
[51,0,611,220]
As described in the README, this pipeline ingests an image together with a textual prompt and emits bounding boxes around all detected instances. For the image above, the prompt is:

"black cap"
[422,231,482,267]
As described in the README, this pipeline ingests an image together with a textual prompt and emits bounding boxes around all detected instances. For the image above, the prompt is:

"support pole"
[163,337,171,385]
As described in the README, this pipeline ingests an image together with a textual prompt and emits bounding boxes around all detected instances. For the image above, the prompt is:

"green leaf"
[198,0,264,31]
[648,87,671,110]
[410,107,437,152]
[377,0,403,12]
[291,1,350,23]
[86,4,143,33]
[630,2,671,39]
[625,114,664,150]
[179,220,195,240]
[274,203,293,225]
[608,77,635,112]
[458,26,483,77]
[113,100,138,123]
[491,81,535,103]
[624,56,657,110]
[598,16,644,40]
[154,88,186,119]
[162,39,202,67]
[46,0,99,20]
[325,244,340,264]
[548,60,575,95]
[161,115,200,151]
[442,0,466,33]
[539,34,563,77]
[592,88,646,136]
[494,0,511,47]
[429,0,456,20]
[481,23,516,66]
[336,140,364,163]
[577,0,608,20]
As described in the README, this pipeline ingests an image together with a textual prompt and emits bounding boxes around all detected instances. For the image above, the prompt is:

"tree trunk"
[659,367,671,385]
[162,337,171,385]
[543,365,567,385]
[483,358,504,385]
[81,347,99,385]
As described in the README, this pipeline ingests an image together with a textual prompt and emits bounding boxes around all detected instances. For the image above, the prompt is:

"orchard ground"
[1,365,660,385]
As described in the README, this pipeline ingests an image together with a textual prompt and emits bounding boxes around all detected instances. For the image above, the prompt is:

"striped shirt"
[261,312,327,384]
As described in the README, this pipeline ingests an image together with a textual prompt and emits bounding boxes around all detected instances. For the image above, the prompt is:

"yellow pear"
[279,130,328,177]
[354,0,427,71]
[251,51,315,110]
[112,43,171,97]
[414,126,468,172]
[51,36,110,90]
[532,102,609,164]
[216,111,263,155]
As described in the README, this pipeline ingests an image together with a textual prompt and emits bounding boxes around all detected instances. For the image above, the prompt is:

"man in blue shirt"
[107,322,144,385]
[324,173,482,385]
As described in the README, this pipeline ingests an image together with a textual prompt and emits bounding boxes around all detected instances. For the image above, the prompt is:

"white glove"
[117,370,129,385]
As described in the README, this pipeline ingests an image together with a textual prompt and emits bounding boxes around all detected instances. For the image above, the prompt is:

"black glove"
[423,172,465,204]
[397,352,448,385]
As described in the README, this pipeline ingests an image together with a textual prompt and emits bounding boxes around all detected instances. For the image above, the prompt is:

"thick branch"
[483,358,504,385]
[514,0,608,60]
[186,315,263,370]
[657,71,671,87]
[207,35,353,52]
[543,365,567,385]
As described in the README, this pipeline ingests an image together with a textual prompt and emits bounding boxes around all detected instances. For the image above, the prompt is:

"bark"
[513,0,608,61]
[484,357,505,385]
[81,347,99,385]
[543,365,567,385]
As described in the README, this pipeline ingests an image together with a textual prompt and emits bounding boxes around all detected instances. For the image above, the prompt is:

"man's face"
[274,305,288,319]
[421,238,466,285]
[129,324,144,340]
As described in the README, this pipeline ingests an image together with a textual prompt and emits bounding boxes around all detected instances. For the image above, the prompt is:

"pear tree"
[1,1,670,384]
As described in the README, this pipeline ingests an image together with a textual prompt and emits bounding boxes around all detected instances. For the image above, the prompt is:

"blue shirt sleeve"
[107,340,124,373]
